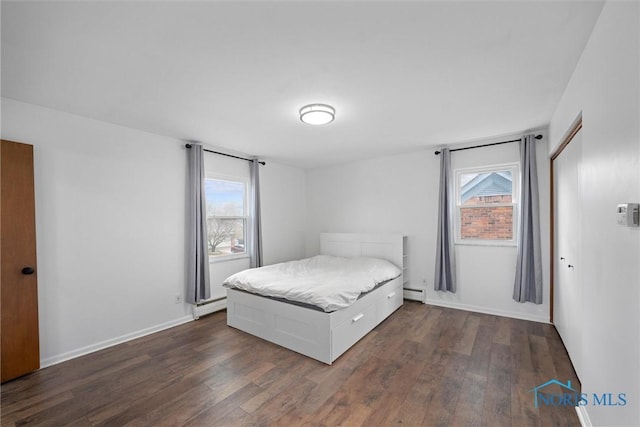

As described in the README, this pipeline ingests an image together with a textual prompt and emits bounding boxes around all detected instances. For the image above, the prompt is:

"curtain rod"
[185,144,265,165]
[434,134,543,155]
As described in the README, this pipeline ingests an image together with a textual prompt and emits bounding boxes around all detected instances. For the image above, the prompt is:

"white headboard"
[319,233,404,269]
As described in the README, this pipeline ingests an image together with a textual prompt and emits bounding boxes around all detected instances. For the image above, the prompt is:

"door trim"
[549,115,582,323]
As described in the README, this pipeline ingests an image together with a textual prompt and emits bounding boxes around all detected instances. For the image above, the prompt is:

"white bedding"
[223,255,401,312]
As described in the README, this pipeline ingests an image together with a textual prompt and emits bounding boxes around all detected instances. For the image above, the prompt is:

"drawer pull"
[352,313,364,323]
[387,292,396,299]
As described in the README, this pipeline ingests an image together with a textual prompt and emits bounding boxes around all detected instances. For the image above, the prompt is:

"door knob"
[21,266,35,275]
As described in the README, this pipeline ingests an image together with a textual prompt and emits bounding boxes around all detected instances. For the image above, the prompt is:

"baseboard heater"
[403,287,426,303]
[192,297,227,319]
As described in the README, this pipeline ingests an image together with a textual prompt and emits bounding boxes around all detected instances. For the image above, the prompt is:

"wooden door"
[553,128,582,379]
[1,139,40,383]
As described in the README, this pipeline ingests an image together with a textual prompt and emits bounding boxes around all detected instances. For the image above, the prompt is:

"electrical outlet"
[174,294,182,304]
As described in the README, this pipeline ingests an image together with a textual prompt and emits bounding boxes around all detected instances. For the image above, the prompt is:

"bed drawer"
[376,281,403,321]
[331,303,377,359]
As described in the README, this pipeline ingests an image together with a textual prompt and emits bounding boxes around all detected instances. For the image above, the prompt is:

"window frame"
[454,162,520,247]
[204,173,251,263]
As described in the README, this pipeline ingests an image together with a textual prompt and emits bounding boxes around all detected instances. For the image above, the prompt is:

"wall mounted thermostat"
[616,203,639,227]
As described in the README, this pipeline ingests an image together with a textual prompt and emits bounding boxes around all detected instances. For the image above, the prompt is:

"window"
[455,163,519,244]
[204,177,248,259]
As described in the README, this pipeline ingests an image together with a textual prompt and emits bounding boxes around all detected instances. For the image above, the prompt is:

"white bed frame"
[226,233,405,365]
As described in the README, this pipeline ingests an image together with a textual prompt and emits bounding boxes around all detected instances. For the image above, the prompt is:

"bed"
[225,233,405,365]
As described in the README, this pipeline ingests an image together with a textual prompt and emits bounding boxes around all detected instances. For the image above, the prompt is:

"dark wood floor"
[1,302,580,426]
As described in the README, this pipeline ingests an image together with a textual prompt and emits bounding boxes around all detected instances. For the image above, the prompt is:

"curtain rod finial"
[535,134,543,140]
[434,150,441,155]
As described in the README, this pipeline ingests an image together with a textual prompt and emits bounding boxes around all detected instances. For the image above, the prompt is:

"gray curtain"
[249,159,263,268]
[434,148,456,293]
[513,135,543,304]
[186,144,211,304]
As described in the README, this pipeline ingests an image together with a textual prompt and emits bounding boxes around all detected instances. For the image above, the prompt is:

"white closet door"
[554,129,583,379]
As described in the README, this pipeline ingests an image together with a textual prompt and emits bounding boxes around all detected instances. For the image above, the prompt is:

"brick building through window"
[458,169,516,241]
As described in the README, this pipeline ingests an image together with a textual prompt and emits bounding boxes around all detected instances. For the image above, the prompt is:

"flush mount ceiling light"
[299,103,335,125]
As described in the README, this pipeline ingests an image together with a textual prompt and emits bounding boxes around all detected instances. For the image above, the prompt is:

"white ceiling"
[1,1,603,169]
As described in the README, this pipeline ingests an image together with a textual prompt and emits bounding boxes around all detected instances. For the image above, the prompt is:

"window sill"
[455,241,517,248]
[209,254,251,264]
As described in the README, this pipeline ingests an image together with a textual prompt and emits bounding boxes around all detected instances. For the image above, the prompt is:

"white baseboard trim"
[424,298,550,324]
[40,315,193,368]
[575,406,591,427]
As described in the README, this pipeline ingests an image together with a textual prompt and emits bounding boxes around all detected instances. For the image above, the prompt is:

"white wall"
[1,98,307,366]
[261,161,307,265]
[305,134,550,323]
[2,98,192,365]
[305,150,437,295]
[548,2,639,426]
